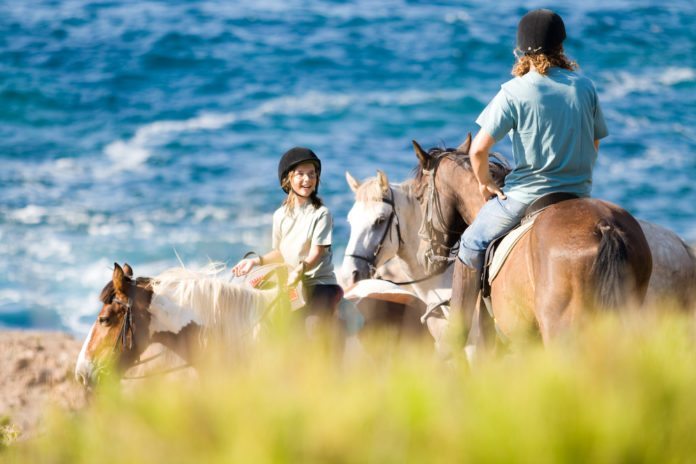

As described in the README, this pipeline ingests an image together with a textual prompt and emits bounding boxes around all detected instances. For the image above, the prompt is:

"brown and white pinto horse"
[412,137,653,345]
[75,262,279,386]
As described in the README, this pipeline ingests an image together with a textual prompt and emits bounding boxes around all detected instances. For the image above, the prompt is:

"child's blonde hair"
[512,45,577,77]
[281,166,323,210]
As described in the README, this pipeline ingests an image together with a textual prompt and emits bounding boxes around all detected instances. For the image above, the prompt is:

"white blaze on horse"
[75,263,279,386]
[342,171,453,346]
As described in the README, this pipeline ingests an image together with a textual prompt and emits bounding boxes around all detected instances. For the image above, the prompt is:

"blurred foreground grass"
[5,311,696,463]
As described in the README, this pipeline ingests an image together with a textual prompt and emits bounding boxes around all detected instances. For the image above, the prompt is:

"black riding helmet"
[517,9,566,55]
[277,147,322,193]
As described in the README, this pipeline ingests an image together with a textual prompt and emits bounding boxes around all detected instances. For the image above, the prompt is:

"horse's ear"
[377,170,389,193]
[123,263,133,277]
[345,171,360,193]
[412,140,429,168]
[113,263,126,295]
[457,133,472,154]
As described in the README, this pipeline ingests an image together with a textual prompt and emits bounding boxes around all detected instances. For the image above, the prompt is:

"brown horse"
[412,136,653,345]
[75,262,280,386]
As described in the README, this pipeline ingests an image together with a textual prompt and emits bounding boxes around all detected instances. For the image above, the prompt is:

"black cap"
[517,9,566,55]
[277,147,322,193]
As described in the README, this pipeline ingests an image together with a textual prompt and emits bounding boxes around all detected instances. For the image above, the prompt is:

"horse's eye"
[98,316,111,326]
[375,217,385,226]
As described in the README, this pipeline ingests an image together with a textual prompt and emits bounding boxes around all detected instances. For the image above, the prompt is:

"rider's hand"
[479,182,506,201]
[231,258,259,277]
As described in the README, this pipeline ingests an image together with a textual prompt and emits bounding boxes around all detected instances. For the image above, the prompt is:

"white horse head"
[343,170,421,285]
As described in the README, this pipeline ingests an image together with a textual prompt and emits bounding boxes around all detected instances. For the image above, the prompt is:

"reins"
[417,155,462,270]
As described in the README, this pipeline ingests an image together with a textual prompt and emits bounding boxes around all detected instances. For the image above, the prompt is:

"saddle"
[480,192,579,299]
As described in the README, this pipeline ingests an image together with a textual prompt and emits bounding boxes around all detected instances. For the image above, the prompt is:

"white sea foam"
[601,67,696,101]
[101,89,472,171]
[10,205,48,225]
[25,236,72,261]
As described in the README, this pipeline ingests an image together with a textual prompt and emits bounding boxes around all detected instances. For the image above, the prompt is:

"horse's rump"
[528,198,652,311]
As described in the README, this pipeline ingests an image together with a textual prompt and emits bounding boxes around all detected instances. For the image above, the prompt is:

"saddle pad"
[488,217,536,284]
[344,279,420,305]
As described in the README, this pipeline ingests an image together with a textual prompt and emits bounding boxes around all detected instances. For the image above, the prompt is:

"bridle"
[346,186,404,274]
[112,295,134,354]
[346,186,452,286]
[108,283,191,380]
[418,155,463,271]
[417,150,512,272]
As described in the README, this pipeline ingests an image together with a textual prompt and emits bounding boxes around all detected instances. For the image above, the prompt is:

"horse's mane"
[412,147,511,194]
[149,264,273,346]
[98,277,150,304]
[355,176,418,203]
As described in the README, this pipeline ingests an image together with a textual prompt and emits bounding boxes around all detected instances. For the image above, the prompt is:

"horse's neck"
[443,158,485,224]
[393,182,452,303]
[151,323,202,364]
[392,182,421,271]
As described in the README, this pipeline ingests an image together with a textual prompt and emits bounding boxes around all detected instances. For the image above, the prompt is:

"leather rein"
[418,155,463,270]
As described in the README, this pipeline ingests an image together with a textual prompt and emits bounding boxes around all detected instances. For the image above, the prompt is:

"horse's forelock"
[99,281,115,304]
[355,177,386,203]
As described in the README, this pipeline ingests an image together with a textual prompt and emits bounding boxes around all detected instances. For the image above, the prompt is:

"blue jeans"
[458,196,529,272]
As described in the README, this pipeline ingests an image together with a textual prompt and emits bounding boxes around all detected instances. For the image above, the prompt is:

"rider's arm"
[257,249,284,266]
[287,244,327,286]
[470,129,506,200]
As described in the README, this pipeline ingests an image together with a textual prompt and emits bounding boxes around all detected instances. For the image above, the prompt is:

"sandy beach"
[0,331,88,443]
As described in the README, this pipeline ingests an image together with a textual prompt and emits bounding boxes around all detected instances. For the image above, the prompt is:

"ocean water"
[1,1,694,335]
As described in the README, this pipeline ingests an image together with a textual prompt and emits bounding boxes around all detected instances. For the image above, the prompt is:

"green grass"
[5,312,696,464]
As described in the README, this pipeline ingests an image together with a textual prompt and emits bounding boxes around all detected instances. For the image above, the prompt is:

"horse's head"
[412,138,473,275]
[343,170,404,285]
[75,263,153,387]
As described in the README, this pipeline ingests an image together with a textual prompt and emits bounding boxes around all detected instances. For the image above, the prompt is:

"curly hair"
[512,45,577,77]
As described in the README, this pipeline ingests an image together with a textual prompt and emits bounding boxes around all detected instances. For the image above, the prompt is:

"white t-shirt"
[272,202,338,286]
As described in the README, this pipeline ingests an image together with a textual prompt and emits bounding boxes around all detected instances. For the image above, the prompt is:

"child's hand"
[231,258,258,277]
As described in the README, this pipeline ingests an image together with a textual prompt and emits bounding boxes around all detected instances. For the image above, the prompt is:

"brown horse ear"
[457,133,472,154]
[377,170,389,194]
[113,263,126,295]
[412,140,429,168]
[123,263,133,277]
[345,171,360,193]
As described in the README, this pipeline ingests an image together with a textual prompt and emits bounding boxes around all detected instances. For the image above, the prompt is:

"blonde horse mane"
[149,263,275,349]
[355,176,417,203]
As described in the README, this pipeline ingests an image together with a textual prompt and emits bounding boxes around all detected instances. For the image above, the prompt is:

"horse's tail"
[591,219,632,309]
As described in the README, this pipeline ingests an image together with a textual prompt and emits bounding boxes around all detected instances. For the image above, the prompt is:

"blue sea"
[1,1,694,335]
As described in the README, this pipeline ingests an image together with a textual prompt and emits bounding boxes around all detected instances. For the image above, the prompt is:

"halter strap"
[345,186,404,267]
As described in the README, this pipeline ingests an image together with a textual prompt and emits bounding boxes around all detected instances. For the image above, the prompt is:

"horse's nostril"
[352,270,360,284]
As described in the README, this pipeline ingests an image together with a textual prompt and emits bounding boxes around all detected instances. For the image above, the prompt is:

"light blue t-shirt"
[476,67,608,204]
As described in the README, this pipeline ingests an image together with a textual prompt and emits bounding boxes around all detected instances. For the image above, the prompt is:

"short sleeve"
[593,93,609,140]
[312,209,333,246]
[475,88,516,142]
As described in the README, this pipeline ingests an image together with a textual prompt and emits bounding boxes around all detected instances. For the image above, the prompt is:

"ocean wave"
[600,67,695,101]
[101,88,472,170]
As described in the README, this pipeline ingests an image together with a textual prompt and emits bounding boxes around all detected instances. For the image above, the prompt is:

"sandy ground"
[0,330,88,443]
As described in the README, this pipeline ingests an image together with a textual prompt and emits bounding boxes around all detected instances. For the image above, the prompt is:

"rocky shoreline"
[0,330,88,444]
